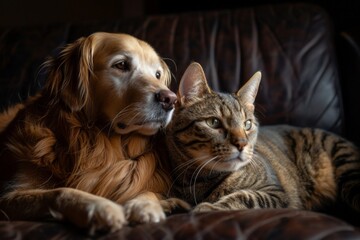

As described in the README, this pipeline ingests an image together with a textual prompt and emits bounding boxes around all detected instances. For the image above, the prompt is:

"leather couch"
[0,3,359,239]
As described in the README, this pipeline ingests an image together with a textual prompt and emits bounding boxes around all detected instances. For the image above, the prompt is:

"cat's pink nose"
[233,139,247,151]
[156,89,177,111]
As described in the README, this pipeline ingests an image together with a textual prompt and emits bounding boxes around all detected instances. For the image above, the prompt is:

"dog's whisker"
[107,104,137,134]
[162,57,177,70]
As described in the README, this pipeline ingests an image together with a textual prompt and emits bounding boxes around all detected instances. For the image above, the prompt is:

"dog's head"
[44,32,176,136]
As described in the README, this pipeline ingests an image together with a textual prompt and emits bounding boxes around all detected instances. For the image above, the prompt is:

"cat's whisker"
[208,159,221,175]
[171,158,200,175]
[188,155,216,189]
[246,157,257,172]
[173,155,213,183]
[250,152,262,170]
[166,158,201,197]
[167,155,213,197]
[190,156,218,205]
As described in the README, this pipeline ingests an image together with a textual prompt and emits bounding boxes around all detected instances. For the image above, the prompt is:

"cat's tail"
[332,139,360,212]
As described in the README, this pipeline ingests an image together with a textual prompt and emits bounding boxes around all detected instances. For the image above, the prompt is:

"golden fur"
[0,32,186,234]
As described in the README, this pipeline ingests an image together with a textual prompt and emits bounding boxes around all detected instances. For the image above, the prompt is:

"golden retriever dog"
[0,32,186,234]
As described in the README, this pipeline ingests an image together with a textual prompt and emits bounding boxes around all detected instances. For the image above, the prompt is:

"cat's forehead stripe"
[218,93,232,116]
[232,94,241,112]
[221,93,243,114]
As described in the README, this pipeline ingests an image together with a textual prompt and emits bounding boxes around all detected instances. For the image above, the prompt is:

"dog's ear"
[45,37,93,112]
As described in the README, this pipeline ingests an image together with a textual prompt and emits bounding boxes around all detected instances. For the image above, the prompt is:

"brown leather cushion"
[1,209,359,239]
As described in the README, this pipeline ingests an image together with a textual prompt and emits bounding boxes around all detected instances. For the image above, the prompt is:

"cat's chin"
[213,151,252,171]
[228,159,250,171]
[210,158,250,172]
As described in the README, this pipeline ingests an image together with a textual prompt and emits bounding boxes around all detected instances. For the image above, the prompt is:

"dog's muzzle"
[155,89,177,111]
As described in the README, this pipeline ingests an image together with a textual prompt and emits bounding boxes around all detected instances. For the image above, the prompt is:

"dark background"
[0,0,359,35]
[1,0,359,143]
[1,0,359,51]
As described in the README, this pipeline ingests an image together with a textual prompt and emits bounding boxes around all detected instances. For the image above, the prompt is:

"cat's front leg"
[192,201,251,212]
[160,197,192,213]
[193,189,289,212]
[193,202,226,212]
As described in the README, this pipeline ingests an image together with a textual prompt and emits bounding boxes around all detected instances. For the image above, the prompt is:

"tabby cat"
[165,62,360,215]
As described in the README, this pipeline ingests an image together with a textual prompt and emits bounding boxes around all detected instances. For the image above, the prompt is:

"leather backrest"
[0,3,344,134]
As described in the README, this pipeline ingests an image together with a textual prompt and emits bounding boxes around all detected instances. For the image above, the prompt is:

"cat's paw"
[160,197,192,213]
[192,202,220,212]
[124,198,165,224]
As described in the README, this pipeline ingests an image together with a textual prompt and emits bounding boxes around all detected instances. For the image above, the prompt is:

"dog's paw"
[51,197,127,235]
[86,199,127,235]
[124,198,165,224]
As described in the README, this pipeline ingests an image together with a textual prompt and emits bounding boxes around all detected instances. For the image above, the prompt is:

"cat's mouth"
[226,152,248,162]
[217,153,250,171]
[227,157,244,162]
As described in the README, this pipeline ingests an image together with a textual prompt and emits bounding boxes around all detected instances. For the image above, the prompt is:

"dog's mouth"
[114,119,169,136]
[112,104,174,136]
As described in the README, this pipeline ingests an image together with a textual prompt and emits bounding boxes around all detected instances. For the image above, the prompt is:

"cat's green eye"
[206,117,221,128]
[244,119,252,131]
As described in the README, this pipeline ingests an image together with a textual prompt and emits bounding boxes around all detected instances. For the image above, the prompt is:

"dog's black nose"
[155,89,177,111]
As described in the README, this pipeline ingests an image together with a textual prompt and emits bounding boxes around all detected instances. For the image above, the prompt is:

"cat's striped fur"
[165,62,360,215]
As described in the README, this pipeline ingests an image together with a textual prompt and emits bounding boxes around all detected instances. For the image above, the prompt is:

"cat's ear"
[178,62,211,105]
[236,71,261,111]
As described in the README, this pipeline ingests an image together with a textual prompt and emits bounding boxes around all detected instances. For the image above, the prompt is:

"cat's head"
[166,62,261,172]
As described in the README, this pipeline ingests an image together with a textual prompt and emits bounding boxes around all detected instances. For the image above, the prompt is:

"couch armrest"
[336,31,360,145]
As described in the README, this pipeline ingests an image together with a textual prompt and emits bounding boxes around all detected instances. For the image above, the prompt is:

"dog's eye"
[113,60,130,71]
[155,71,161,79]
